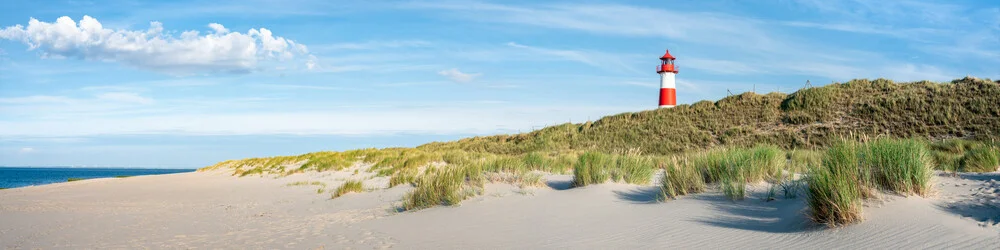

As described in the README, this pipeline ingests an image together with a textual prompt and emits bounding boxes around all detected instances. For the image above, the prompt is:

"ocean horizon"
[0,167,194,189]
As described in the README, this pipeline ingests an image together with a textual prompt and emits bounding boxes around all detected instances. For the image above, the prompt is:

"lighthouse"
[656,49,678,108]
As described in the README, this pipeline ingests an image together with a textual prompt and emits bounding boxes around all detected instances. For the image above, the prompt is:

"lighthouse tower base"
[658,72,676,108]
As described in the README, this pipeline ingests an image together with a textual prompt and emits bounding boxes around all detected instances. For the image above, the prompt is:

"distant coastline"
[0,167,194,189]
[0,166,197,170]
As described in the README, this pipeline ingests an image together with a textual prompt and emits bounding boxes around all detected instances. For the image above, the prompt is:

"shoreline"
[0,168,198,190]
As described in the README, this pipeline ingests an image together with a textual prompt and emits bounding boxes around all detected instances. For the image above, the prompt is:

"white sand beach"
[2,168,998,249]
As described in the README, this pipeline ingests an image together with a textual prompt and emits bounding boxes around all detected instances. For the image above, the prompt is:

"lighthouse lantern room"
[656,49,678,108]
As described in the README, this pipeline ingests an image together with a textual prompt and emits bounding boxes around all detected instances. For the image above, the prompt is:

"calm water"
[0,167,194,189]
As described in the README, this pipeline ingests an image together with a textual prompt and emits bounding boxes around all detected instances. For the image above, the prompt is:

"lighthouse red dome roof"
[659,50,675,60]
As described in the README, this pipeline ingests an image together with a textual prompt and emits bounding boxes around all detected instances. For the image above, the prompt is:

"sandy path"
[1,171,997,249]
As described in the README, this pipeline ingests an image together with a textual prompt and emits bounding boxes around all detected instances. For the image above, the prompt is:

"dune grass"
[788,149,822,173]
[286,181,325,187]
[861,138,933,195]
[388,168,419,187]
[66,178,85,182]
[485,156,528,174]
[718,167,748,201]
[572,152,614,187]
[613,154,656,185]
[693,146,783,184]
[659,157,706,200]
[959,145,1000,172]
[516,172,545,188]
[808,138,934,226]
[331,180,365,199]
[656,145,784,201]
[401,165,484,210]
[808,143,865,226]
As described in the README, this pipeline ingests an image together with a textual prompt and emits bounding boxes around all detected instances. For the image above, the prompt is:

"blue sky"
[1,0,998,168]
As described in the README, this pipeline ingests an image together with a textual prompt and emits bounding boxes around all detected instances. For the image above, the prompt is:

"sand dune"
[1,170,998,249]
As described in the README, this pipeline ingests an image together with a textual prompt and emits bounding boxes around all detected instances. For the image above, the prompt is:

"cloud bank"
[0,16,310,75]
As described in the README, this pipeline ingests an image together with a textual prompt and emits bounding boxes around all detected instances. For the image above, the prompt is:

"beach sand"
[2,169,998,249]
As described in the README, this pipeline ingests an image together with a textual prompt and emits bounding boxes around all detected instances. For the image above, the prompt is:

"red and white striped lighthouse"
[656,49,678,108]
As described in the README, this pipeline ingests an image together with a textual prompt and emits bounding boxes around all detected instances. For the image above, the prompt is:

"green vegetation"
[861,139,933,195]
[419,77,999,155]
[808,142,865,226]
[198,77,1000,215]
[287,181,328,193]
[656,145,786,201]
[572,152,614,187]
[808,139,934,226]
[66,178,85,182]
[960,145,1000,172]
[788,149,822,173]
[571,151,656,187]
[114,175,132,178]
[286,181,325,187]
[693,146,784,184]
[388,168,419,187]
[659,157,705,200]
[401,166,484,210]
[613,154,656,185]
[331,180,365,199]
[777,173,803,199]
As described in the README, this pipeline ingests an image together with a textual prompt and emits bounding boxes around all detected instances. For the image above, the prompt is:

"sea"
[0,167,194,189]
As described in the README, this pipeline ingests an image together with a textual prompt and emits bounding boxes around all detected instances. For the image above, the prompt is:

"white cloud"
[95,92,154,104]
[0,16,311,75]
[437,68,481,83]
[207,23,229,33]
[18,147,35,154]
